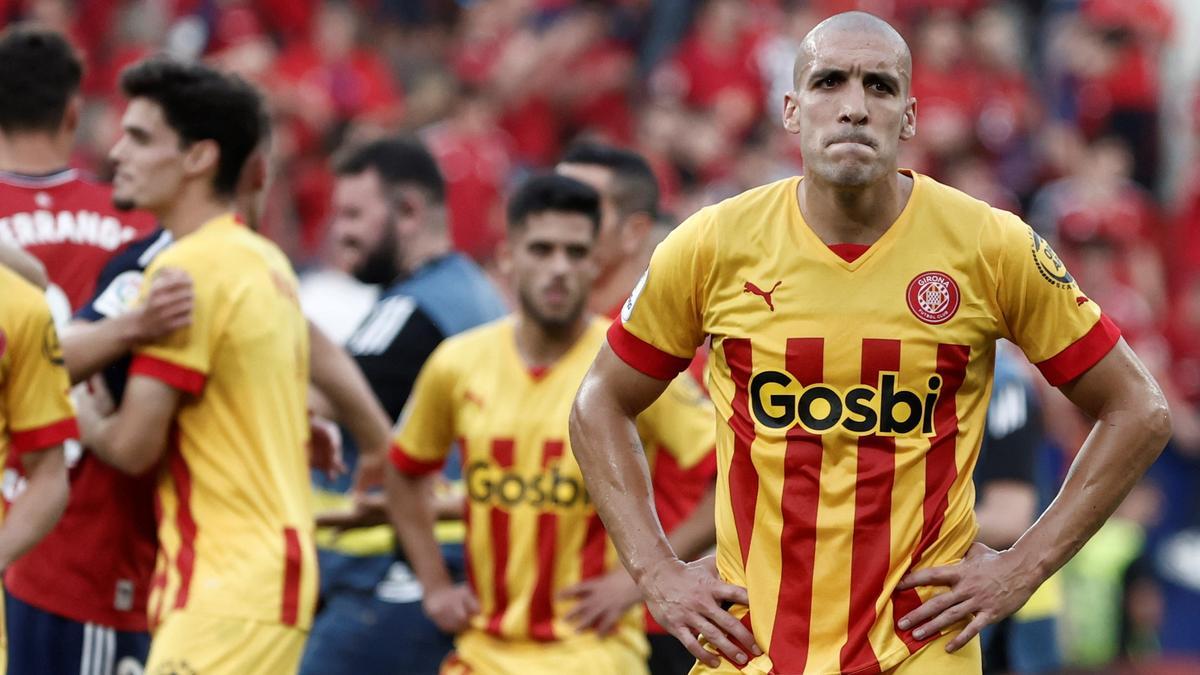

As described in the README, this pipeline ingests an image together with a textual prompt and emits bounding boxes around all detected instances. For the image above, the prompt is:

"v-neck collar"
[789,169,923,272]
[508,317,599,384]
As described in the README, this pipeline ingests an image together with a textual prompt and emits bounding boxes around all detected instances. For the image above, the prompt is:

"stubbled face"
[330,169,399,284]
[109,98,188,213]
[511,210,596,333]
[556,162,622,275]
[784,29,916,187]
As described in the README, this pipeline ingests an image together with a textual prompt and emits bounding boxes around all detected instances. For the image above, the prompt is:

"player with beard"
[571,11,1170,675]
[301,138,507,675]
[386,174,714,675]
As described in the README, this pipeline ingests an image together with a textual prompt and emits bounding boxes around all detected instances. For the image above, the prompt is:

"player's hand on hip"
[136,267,193,342]
[558,568,642,636]
[639,555,762,668]
[896,542,1038,653]
[423,582,479,634]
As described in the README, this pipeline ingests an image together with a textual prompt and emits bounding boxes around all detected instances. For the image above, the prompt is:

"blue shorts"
[5,592,151,675]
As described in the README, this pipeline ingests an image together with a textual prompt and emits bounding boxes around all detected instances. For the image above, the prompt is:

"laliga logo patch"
[906,271,960,325]
[622,269,648,323]
[1029,230,1074,289]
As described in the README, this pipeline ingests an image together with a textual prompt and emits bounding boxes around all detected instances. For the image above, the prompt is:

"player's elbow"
[1140,394,1173,449]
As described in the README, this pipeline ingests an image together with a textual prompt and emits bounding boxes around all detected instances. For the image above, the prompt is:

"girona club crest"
[906,271,960,325]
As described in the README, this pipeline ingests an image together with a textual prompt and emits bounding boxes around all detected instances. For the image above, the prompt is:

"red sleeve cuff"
[607,321,692,381]
[10,417,79,455]
[389,442,445,476]
[1035,314,1122,386]
[129,355,206,395]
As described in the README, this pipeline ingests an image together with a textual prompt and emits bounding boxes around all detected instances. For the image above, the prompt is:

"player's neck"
[798,170,914,245]
[0,132,73,175]
[158,185,236,239]
[514,313,590,369]
[398,230,451,277]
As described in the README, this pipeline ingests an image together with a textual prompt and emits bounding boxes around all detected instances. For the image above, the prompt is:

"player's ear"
[62,95,82,135]
[495,235,514,279]
[782,91,802,134]
[620,213,653,256]
[183,139,220,181]
[900,97,917,141]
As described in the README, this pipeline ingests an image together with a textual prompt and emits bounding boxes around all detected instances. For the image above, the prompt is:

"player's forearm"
[385,467,454,591]
[0,448,67,569]
[665,483,717,562]
[0,242,47,289]
[569,384,676,583]
[84,412,166,475]
[62,316,140,384]
[308,322,391,455]
[1009,403,1170,583]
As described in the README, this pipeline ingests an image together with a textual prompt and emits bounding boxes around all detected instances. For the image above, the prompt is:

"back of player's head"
[333,137,446,205]
[0,24,83,134]
[119,57,265,198]
[559,142,659,220]
[507,174,601,236]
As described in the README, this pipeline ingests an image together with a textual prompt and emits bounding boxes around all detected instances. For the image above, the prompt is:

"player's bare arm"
[559,483,717,636]
[77,374,182,474]
[0,241,48,289]
[307,320,391,488]
[61,267,193,384]
[570,344,759,668]
[0,445,68,571]
[385,464,478,633]
[898,339,1171,652]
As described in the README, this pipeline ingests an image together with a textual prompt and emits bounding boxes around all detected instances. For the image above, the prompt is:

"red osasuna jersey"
[610,172,1120,674]
[0,168,158,632]
[0,169,155,310]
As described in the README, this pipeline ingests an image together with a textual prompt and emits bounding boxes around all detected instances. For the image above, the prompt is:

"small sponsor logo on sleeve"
[1029,230,1075,289]
[621,269,649,323]
[42,318,63,365]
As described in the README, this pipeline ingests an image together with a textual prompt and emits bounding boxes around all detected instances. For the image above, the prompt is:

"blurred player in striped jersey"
[571,11,1170,675]
[386,174,715,674]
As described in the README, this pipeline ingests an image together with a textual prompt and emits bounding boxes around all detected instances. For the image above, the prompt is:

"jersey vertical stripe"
[768,337,825,672]
[723,338,758,569]
[168,436,197,612]
[840,339,902,673]
[893,343,970,651]
[529,440,564,641]
[281,527,302,626]
[486,439,515,637]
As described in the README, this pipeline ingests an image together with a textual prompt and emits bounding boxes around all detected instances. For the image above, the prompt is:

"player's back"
[0,170,155,310]
[132,214,315,630]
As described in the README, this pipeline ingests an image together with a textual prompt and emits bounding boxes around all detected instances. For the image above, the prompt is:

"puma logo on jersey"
[1076,296,1090,306]
[744,281,782,312]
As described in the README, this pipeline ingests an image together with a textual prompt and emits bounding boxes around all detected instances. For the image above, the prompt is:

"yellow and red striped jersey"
[0,263,77,489]
[609,172,1120,674]
[391,316,714,653]
[129,213,316,631]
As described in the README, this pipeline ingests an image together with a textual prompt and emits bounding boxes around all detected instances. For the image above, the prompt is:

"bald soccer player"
[570,11,1170,675]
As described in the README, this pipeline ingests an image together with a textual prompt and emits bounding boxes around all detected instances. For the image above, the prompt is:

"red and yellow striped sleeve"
[4,277,77,455]
[390,343,458,475]
[131,249,213,395]
[994,214,1120,385]
[609,208,712,380]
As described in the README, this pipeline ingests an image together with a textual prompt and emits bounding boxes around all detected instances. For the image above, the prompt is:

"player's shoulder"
[434,315,514,361]
[700,177,800,233]
[916,173,1027,232]
[0,263,43,305]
